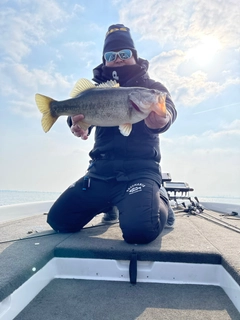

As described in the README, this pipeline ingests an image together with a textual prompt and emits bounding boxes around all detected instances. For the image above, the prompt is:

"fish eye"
[150,89,157,94]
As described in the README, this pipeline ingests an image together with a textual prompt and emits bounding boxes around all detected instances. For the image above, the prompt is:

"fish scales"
[51,87,134,126]
[35,78,167,136]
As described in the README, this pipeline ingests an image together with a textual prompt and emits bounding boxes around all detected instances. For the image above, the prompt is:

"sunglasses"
[104,49,133,62]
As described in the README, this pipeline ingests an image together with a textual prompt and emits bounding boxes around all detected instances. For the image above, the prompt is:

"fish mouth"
[130,99,144,113]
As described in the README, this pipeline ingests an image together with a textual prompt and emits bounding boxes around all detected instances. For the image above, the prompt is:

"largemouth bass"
[35,78,167,136]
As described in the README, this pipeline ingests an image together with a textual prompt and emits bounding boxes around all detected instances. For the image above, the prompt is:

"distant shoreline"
[1,190,240,207]
[0,190,61,206]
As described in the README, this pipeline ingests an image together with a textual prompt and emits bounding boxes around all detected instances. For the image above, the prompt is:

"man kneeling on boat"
[47,24,177,244]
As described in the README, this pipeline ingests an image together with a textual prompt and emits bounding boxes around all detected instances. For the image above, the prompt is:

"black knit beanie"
[103,24,138,62]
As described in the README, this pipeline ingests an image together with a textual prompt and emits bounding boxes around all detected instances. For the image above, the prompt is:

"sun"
[188,36,222,66]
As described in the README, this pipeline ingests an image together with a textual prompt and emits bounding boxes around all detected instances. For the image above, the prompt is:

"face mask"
[102,64,142,85]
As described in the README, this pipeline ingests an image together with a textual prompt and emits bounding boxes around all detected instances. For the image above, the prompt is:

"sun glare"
[188,36,222,66]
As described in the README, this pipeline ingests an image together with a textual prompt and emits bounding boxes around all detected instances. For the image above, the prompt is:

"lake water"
[0,190,61,206]
[1,190,240,206]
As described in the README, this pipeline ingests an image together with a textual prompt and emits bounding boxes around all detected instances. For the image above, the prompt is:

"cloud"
[64,41,96,62]
[117,0,240,107]
[119,0,240,48]
[1,125,94,192]
[222,119,240,130]
[0,60,73,117]
[10,100,39,117]
[72,4,85,15]
[161,116,240,183]
[149,51,223,106]
[0,0,69,62]
[161,138,240,197]
[1,60,71,92]
[164,124,240,148]
[148,47,240,107]
[203,129,240,141]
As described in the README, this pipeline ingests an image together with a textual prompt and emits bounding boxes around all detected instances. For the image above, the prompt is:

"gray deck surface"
[15,280,240,320]
[0,209,240,319]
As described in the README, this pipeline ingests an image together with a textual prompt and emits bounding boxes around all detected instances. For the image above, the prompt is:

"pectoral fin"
[119,123,132,136]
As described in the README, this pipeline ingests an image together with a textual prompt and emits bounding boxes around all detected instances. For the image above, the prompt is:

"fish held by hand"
[35,78,167,136]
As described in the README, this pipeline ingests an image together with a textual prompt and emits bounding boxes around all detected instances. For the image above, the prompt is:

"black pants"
[47,177,168,244]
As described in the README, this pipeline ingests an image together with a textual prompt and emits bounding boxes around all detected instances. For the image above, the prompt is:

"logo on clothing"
[112,71,119,80]
[126,183,145,195]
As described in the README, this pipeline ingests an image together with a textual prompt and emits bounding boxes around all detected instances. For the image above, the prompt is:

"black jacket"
[71,58,177,185]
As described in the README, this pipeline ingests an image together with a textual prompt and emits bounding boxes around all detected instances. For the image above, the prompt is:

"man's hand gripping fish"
[35,79,167,136]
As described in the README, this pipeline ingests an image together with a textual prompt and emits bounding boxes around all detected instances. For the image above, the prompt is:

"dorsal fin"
[98,80,120,88]
[70,79,120,98]
[70,79,95,98]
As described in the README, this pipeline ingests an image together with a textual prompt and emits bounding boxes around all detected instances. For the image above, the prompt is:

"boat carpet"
[14,278,240,320]
[0,209,240,316]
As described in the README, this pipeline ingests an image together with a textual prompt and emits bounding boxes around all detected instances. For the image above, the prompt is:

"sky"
[0,0,239,199]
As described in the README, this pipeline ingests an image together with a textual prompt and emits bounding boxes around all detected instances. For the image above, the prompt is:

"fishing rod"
[0,221,119,244]
[175,197,240,234]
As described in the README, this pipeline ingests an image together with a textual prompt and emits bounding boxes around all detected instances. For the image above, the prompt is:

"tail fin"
[35,94,58,132]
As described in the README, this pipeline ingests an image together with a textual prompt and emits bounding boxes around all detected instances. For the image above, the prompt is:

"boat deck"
[0,207,240,319]
[13,280,239,320]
